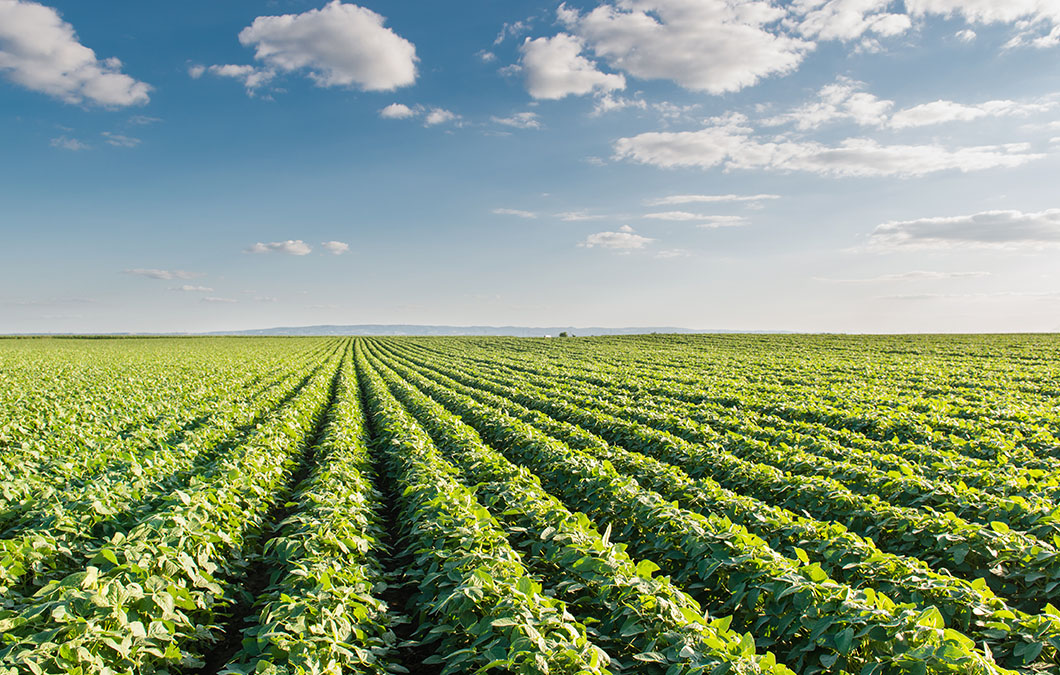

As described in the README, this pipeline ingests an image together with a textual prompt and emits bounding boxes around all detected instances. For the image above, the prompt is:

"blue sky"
[2,0,1059,333]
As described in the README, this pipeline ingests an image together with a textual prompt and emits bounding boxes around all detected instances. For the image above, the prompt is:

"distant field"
[1,335,1058,674]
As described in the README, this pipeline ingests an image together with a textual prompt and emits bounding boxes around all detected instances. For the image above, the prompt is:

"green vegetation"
[1,334,1058,674]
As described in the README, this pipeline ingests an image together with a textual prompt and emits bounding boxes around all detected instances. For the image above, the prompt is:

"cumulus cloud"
[0,0,151,106]
[955,28,977,42]
[245,240,313,255]
[646,193,780,205]
[579,230,653,249]
[124,268,196,280]
[423,107,459,126]
[236,1,417,91]
[519,33,625,99]
[379,102,415,118]
[491,112,541,129]
[613,115,1044,177]
[321,240,349,255]
[493,208,537,218]
[870,209,1060,248]
[377,103,460,126]
[557,0,812,95]
[50,135,88,151]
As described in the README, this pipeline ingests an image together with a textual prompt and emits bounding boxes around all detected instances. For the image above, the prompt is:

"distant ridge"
[205,324,773,337]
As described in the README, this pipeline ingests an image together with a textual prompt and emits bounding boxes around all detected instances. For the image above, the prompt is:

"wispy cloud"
[646,194,780,206]
[493,208,537,219]
[202,296,237,303]
[124,268,197,280]
[321,240,350,255]
[814,271,991,283]
[870,209,1060,248]
[555,210,606,221]
[491,112,541,129]
[50,136,90,151]
[172,284,214,292]
[101,132,141,148]
[245,240,313,255]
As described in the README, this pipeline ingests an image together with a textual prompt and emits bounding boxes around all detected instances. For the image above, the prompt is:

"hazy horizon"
[3,0,1059,334]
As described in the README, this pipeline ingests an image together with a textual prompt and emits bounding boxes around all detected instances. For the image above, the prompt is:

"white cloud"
[379,102,415,119]
[478,50,497,62]
[101,131,140,147]
[815,270,991,282]
[0,0,151,106]
[519,33,625,99]
[50,135,88,151]
[202,296,237,303]
[245,240,313,255]
[128,114,161,125]
[235,1,417,91]
[655,248,691,258]
[643,211,708,221]
[321,240,349,255]
[423,107,458,126]
[613,116,1044,177]
[555,210,607,221]
[124,268,196,280]
[905,0,1060,27]
[492,112,541,129]
[890,98,1055,128]
[173,285,214,292]
[560,0,812,95]
[646,193,780,205]
[870,209,1060,248]
[591,93,648,115]
[579,229,653,249]
[217,64,275,92]
[763,77,893,130]
[791,0,911,41]
[697,216,748,228]
[188,64,205,79]
[955,28,977,42]
[618,224,635,232]
[493,208,537,218]
[495,20,531,45]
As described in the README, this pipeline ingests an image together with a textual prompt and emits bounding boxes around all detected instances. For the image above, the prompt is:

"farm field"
[1,334,1059,675]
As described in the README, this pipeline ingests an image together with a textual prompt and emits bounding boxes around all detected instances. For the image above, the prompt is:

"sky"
[1,0,1059,334]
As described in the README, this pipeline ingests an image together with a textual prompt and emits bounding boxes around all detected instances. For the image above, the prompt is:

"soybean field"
[1,334,1059,675]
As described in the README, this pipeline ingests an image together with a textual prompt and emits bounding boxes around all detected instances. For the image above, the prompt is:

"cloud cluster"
[515,1,1060,101]
[764,77,1056,131]
[378,102,460,126]
[0,0,150,106]
[870,208,1060,247]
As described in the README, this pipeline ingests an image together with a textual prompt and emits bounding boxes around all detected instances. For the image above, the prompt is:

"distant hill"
[206,324,747,337]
